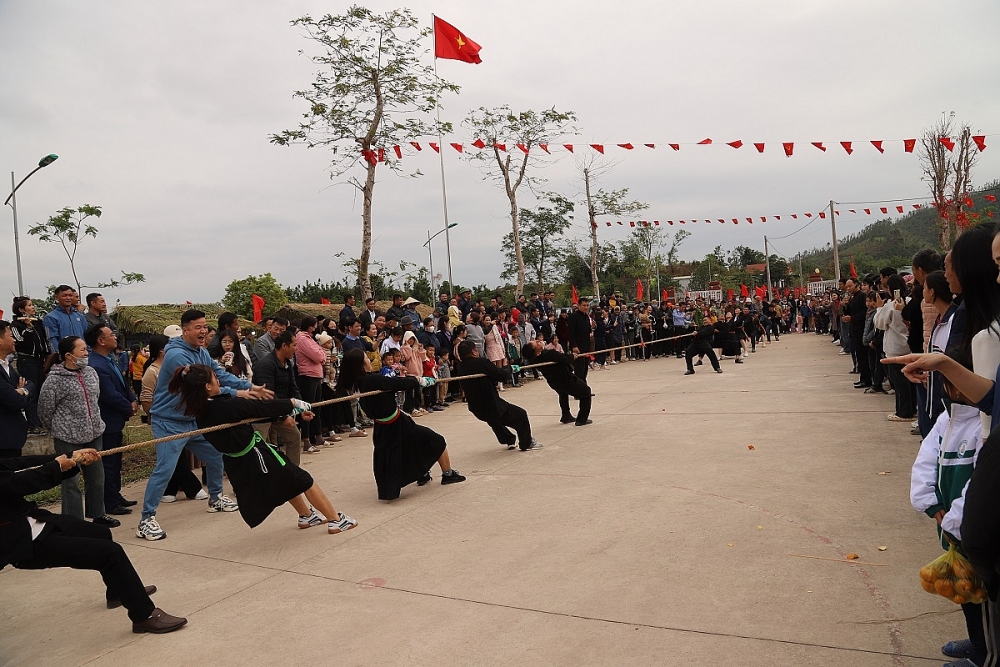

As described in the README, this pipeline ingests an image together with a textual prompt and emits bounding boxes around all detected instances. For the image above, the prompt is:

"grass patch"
[28,417,160,507]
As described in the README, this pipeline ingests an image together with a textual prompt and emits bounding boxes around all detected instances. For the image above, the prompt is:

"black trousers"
[165,451,203,498]
[16,517,155,622]
[297,376,324,443]
[573,355,589,382]
[852,333,872,385]
[16,355,44,428]
[486,402,533,448]
[686,343,720,371]
[102,430,128,511]
[557,382,593,424]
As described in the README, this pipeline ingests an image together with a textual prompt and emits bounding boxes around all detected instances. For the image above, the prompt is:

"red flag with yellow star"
[434,16,482,64]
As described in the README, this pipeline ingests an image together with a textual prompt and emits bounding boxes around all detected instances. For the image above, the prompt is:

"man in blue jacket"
[42,285,88,352]
[137,310,273,541]
[85,325,138,516]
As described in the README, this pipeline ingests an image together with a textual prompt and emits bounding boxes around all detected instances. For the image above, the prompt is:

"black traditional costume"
[358,375,447,500]
[196,396,313,528]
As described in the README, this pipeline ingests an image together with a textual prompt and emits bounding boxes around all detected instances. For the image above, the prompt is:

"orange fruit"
[952,594,967,605]
[920,578,936,593]
[919,566,935,582]
[955,579,974,595]
[934,579,956,598]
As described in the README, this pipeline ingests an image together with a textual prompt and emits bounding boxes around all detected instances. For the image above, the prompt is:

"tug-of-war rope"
[36,333,698,469]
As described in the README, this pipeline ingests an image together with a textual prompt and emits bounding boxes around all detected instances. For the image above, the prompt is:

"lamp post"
[5,154,59,296]
[423,222,458,295]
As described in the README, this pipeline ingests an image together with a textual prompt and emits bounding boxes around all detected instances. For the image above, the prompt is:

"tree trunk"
[509,192,526,297]
[359,161,376,300]
[584,168,600,300]
[938,215,951,252]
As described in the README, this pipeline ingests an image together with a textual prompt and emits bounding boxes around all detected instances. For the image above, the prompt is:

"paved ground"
[0,334,964,666]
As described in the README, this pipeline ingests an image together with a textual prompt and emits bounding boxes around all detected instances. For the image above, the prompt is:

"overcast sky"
[2,0,998,306]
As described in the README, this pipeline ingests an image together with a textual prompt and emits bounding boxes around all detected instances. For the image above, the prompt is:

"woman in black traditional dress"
[335,350,465,500]
[168,365,357,534]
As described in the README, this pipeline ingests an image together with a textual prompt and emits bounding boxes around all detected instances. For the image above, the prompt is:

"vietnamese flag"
[662,288,669,302]
[571,285,579,304]
[740,284,749,298]
[849,257,857,280]
[320,297,331,305]
[636,279,644,302]
[433,16,482,64]
[251,294,265,324]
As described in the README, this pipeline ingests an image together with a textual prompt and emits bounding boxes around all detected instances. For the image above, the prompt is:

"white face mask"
[71,354,89,368]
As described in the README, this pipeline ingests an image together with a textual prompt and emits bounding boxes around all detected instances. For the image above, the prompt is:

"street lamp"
[5,154,59,295]
[423,222,458,296]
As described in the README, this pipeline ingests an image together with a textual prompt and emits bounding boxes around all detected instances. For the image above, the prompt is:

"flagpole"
[432,14,455,300]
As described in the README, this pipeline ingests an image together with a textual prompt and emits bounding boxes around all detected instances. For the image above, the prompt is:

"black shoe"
[520,439,543,451]
[506,441,517,450]
[575,419,593,426]
[121,499,138,507]
[132,608,187,634]
[107,506,133,515]
[735,359,743,364]
[108,585,157,609]
[694,360,703,366]
[417,471,432,486]
[684,370,695,375]
[559,416,576,424]
[93,515,121,528]
[854,382,871,389]
[715,369,723,374]
[441,470,466,485]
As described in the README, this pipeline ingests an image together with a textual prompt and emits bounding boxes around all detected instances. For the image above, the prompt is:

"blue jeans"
[839,321,851,353]
[142,418,224,519]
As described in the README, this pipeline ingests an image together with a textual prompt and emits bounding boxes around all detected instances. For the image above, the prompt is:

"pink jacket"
[294,331,326,378]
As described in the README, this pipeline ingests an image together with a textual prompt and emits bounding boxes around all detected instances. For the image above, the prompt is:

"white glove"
[290,398,312,415]
[417,377,436,388]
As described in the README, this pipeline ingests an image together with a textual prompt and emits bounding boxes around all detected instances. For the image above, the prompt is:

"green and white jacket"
[910,403,982,543]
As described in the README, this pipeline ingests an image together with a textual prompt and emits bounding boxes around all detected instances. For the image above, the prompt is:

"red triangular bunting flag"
[849,209,856,213]
[642,220,649,226]
[986,195,997,202]
[913,204,921,209]
[591,222,598,228]
[835,211,840,215]
[320,297,331,305]
[973,135,987,151]
[563,144,574,153]
[644,143,655,148]
[669,143,680,151]
[450,143,462,153]
[775,215,780,220]
[841,141,853,155]
[667,220,674,225]
[698,138,712,145]
[590,144,604,154]
[811,142,826,152]
[429,142,440,153]
[494,143,506,152]
[819,212,826,219]
[617,143,634,150]
[629,221,635,227]
[746,217,752,223]
[871,140,884,154]
[903,138,916,153]
[679,220,686,224]
[896,205,904,213]
[705,220,712,224]
[539,143,549,154]
[393,145,403,158]
[377,148,385,162]
[760,216,766,222]
[718,219,725,223]
[606,222,611,226]
[727,140,743,149]
[805,213,813,218]
[653,220,660,226]
[791,214,797,219]
[410,141,422,151]
[472,139,486,149]
[754,143,765,153]
[731,218,738,223]
[880,207,888,214]
[361,149,376,165]
[864,208,871,214]
[517,143,529,154]
[939,137,956,152]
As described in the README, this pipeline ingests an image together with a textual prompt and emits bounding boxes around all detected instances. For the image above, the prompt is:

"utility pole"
[764,235,773,301]
[798,252,804,290]
[829,200,840,281]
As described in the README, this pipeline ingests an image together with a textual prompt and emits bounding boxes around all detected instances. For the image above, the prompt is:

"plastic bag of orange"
[919,544,987,605]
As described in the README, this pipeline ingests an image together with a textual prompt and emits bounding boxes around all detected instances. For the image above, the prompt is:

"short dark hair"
[365,298,376,305]
[390,326,404,338]
[457,340,476,358]
[12,296,29,316]
[218,312,238,329]
[0,320,10,339]
[181,309,206,326]
[272,316,289,327]
[423,317,433,326]
[342,316,358,329]
[392,293,402,301]
[345,294,355,302]
[274,331,296,349]
[84,324,110,348]
[520,342,537,360]
[300,316,317,331]
[55,284,74,295]
[912,249,943,274]
[879,267,898,278]
[86,292,102,306]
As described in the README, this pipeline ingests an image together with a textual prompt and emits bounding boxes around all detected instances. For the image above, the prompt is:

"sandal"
[348,430,367,438]
[304,445,321,454]
[323,435,343,444]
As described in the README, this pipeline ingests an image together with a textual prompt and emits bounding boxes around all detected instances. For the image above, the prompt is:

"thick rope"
[44,331,702,466]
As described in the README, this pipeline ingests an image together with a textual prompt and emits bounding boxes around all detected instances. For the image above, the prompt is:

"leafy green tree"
[664,229,691,276]
[223,273,288,319]
[500,196,572,295]
[27,204,145,293]
[464,106,577,296]
[271,7,458,299]
[727,245,765,270]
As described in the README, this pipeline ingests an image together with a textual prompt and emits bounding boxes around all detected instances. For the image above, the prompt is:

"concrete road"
[0,334,962,666]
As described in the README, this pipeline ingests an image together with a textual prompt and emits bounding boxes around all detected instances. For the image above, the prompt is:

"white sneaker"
[207,494,239,513]
[328,512,358,534]
[160,495,177,503]
[136,516,167,541]
[194,489,209,501]
[298,508,325,529]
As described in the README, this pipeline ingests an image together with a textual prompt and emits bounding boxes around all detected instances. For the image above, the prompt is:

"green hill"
[795,181,999,278]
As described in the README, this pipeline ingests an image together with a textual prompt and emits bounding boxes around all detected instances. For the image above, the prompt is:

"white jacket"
[874,301,910,357]
[910,403,982,540]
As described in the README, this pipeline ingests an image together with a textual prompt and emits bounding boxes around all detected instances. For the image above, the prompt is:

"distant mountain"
[795,181,999,278]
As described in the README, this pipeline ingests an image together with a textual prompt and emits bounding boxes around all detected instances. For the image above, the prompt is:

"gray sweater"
[38,364,105,444]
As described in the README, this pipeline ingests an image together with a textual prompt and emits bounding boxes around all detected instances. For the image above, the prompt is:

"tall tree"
[223,273,288,319]
[621,225,667,294]
[919,113,980,250]
[27,204,145,293]
[500,196,572,295]
[271,7,458,299]
[664,229,691,276]
[463,106,577,296]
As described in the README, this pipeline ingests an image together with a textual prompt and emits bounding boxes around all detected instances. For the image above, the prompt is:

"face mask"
[72,355,89,368]
[426,326,436,333]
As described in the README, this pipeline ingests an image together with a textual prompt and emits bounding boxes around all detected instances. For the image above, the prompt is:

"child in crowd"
[437,348,453,404]
[507,328,523,387]
[910,356,986,667]
[422,345,443,412]
[380,351,397,378]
